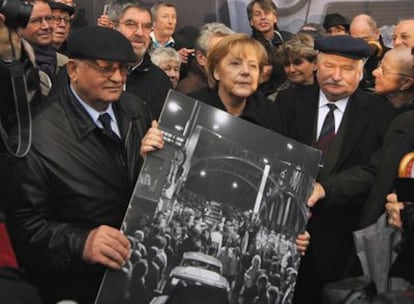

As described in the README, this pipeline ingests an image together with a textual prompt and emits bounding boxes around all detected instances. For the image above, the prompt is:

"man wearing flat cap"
[2,26,152,304]
[275,35,396,304]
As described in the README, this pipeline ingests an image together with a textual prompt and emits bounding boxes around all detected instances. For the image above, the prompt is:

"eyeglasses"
[82,60,130,77]
[116,20,153,33]
[377,62,413,79]
[29,15,54,26]
[51,16,71,25]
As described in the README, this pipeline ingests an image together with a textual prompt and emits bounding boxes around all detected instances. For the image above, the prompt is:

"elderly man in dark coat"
[2,26,152,304]
[274,35,396,304]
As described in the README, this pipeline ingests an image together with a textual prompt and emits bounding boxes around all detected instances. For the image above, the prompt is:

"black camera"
[0,0,33,29]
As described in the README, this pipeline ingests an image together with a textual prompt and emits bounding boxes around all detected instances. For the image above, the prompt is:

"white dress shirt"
[317,90,349,139]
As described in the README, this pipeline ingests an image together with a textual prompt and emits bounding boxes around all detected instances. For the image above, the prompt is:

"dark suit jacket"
[357,109,414,229]
[275,84,396,303]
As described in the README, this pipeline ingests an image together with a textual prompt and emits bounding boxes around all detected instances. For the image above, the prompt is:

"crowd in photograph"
[0,0,414,303]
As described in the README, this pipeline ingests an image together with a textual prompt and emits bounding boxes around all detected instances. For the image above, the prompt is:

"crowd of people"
[0,0,414,303]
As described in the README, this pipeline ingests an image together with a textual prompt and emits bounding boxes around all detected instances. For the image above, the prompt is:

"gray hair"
[196,22,235,54]
[390,45,414,78]
[150,2,176,23]
[107,1,151,23]
[151,47,181,66]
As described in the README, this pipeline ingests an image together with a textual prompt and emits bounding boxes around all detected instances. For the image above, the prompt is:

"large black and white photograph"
[95,91,321,304]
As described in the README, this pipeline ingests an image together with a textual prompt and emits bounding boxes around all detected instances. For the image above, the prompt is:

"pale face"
[316,53,362,101]
[158,59,180,88]
[21,1,53,46]
[153,6,177,38]
[51,9,71,49]
[372,51,406,96]
[326,25,348,36]
[249,3,277,37]
[68,59,127,111]
[116,7,152,60]
[283,57,316,85]
[214,49,260,105]
[393,20,414,48]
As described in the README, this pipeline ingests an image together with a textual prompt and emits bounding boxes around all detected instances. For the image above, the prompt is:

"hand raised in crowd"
[177,47,195,64]
[0,13,22,61]
[97,14,114,28]
[296,231,311,256]
[82,225,131,270]
[386,193,404,228]
[140,120,165,157]
[307,182,326,208]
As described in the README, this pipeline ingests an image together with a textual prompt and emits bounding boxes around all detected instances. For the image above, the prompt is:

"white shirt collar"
[318,90,349,113]
[150,31,175,48]
[70,85,119,133]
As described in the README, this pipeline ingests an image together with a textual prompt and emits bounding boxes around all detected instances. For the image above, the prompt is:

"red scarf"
[0,223,18,268]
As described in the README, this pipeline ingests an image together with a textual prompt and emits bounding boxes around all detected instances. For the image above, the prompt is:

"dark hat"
[323,13,349,30]
[314,35,372,59]
[67,26,137,62]
[49,1,75,16]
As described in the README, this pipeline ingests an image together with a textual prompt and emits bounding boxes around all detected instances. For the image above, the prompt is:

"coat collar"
[295,85,372,171]
[58,83,140,142]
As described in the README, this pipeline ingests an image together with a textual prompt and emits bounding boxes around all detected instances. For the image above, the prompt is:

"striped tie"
[317,103,337,155]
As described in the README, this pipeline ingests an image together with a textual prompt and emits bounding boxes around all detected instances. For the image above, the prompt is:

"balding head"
[393,19,414,48]
[350,14,379,42]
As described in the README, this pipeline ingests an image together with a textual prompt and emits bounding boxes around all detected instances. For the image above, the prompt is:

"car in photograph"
[180,251,223,275]
[150,266,230,304]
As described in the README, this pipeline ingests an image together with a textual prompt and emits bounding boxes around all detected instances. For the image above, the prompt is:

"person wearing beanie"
[323,13,349,36]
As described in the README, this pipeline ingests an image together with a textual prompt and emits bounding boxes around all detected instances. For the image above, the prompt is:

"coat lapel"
[295,85,320,146]
[332,89,369,171]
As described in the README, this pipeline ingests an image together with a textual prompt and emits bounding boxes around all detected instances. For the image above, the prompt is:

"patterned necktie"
[98,113,120,143]
[317,103,337,155]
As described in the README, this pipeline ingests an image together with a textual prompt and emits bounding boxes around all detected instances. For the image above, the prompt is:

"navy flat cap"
[49,1,75,16]
[67,26,137,62]
[314,35,372,59]
[323,13,349,30]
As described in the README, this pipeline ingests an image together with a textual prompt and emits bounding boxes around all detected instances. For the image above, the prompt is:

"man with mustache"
[97,2,173,119]
[275,35,396,304]
[2,26,152,304]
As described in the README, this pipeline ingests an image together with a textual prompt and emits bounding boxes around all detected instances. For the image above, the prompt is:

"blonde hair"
[206,33,268,88]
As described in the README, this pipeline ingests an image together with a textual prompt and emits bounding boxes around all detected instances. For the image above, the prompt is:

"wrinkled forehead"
[396,20,414,32]
[121,7,151,22]
[159,59,180,67]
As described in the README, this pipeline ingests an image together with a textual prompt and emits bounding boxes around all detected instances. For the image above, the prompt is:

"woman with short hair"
[151,47,182,88]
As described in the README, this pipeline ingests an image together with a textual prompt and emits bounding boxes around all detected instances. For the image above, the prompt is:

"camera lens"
[0,0,33,30]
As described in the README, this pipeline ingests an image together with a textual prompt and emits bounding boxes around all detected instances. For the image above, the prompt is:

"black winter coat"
[2,83,151,304]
